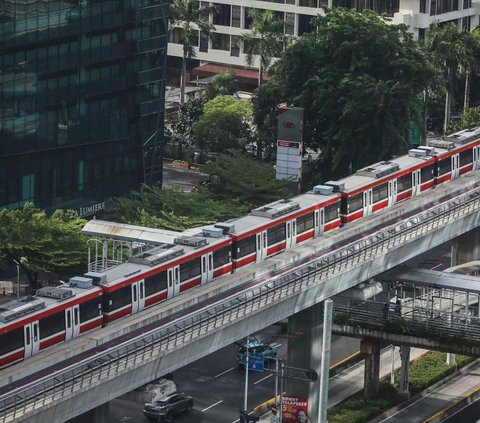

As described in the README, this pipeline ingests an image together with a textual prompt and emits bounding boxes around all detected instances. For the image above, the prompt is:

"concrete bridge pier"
[68,402,109,423]
[361,339,381,399]
[286,302,324,421]
[399,345,411,398]
[451,227,480,265]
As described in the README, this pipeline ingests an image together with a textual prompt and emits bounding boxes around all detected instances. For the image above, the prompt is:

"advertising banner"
[282,395,310,423]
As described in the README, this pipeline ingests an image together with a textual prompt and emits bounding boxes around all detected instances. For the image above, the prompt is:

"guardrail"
[1,185,480,422]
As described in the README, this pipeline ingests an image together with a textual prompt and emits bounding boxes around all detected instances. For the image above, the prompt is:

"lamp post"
[13,257,27,299]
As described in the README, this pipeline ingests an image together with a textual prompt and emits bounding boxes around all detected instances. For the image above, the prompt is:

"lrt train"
[1,127,480,368]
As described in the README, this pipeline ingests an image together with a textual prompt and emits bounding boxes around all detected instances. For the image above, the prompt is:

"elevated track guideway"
[1,174,480,423]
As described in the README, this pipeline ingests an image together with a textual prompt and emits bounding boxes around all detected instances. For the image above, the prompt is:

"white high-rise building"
[168,0,480,86]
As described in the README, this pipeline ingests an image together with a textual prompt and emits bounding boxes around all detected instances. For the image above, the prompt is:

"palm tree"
[170,0,216,105]
[426,23,469,134]
[239,9,288,87]
[461,28,480,111]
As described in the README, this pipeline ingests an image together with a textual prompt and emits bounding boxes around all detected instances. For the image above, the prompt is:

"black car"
[143,393,194,421]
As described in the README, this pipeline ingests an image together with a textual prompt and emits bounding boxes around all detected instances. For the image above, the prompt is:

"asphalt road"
[444,397,480,423]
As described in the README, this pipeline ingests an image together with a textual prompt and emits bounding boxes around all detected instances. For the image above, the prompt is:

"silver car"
[143,393,194,421]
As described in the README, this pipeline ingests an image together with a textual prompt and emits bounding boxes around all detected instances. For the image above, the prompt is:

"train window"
[420,165,434,182]
[460,149,473,167]
[145,271,167,296]
[0,328,23,356]
[372,183,388,203]
[324,204,339,222]
[234,236,256,259]
[39,311,66,339]
[80,298,101,323]
[213,246,231,268]
[346,194,363,213]
[297,213,314,234]
[74,309,79,326]
[25,327,30,344]
[180,257,201,282]
[397,174,412,192]
[267,224,286,246]
[103,285,131,312]
[437,158,451,175]
[66,310,71,328]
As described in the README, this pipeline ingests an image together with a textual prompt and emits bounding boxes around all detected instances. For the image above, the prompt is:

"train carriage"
[217,188,341,270]
[0,282,103,368]
[327,150,436,225]
[89,227,233,323]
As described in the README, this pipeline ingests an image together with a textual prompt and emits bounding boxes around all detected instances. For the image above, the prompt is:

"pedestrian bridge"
[1,174,480,423]
[333,264,480,355]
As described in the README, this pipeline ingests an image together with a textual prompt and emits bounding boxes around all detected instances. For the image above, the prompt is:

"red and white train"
[1,127,480,368]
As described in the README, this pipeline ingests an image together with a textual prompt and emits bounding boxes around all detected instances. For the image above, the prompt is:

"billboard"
[282,395,310,423]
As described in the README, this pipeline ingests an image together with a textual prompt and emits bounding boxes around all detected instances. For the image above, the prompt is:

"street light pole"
[244,336,249,412]
[15,261,20,299]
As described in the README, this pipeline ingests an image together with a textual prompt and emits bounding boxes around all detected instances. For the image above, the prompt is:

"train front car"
[219,187,341,271]
[429,127,480,185]
[89,225,232,324]
[327,148,437,225]
[0,281,103,368]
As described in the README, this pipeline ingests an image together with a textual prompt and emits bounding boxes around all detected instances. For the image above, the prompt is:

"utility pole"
[244,336,249,412]
[318,299,333,423]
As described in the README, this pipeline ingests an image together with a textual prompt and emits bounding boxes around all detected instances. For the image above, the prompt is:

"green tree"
[0,204,87,292]
[205,72,240,100]
[264,7,433,179]
[239,9,288,87]
[448,104,480,132]
[193,96,254,156]
[170,0,216,105]
[202,150,292,208]
[166,97,205,159]
[461,28,480,111]
[426,23,469,133]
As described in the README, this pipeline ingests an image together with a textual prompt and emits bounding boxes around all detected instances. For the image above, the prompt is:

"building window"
[285,13,295,35]
[244,7,253,29]
[299,0,317,7]
[232,6,241,27]
[462,16,471,31]
[464,0,472,8]
[22,174,35,202]
[420,0,427,12]
[213,3,231,26]
[430,0,459,15]
[199,31,209,52]
[212,33,230,51]
[298,14,314,36]
[231,35,240,57]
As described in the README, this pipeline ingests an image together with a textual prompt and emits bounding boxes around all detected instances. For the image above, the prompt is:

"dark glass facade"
[0,0,168,214]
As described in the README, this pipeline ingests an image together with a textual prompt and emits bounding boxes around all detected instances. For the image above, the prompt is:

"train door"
[474,146,480,170]
[363,189,373,217]
[23,321,40,358]
[451,154,460,179]
[314,209,324,237]
[65,305,81,341]
[201,253,214,284]
[285,219,296,249]
[256,230,267,262]
[131,280,145,314]
[388,179,397,207]
[411,170,421,196]
[167,266,180,298]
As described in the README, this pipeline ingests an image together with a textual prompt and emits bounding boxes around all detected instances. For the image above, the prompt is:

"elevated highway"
[0,173,479,423]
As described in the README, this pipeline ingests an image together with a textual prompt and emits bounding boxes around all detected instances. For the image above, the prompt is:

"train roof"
[83,222,231,288]
[327,150,436,195]
[427,126,480,157]
[0,283,102,330]
[221,189,340,236]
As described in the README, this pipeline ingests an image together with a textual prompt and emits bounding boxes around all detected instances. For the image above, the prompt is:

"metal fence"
[1,185,480,422]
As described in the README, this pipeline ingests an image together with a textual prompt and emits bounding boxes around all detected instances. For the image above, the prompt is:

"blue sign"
[247,354,265,372]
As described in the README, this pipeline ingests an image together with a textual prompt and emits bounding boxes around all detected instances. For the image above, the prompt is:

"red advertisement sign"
[282,395,310,423]
[277,140,300,148]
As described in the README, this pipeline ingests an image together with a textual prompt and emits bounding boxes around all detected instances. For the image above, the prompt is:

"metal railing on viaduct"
[2,179,480,423]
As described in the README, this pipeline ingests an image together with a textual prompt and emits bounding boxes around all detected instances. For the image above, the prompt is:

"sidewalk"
[259,346,427,422]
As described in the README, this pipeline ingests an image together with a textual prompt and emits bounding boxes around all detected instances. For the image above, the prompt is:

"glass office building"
[0,0,168,216]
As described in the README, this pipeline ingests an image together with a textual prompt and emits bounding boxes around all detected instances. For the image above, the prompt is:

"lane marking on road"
[202,400,223,412]
[254,374,273,385]
[214,367,235,378]
[271,343,282,348]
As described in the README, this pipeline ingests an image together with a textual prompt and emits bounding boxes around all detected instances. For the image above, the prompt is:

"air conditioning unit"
[312,185,334,195]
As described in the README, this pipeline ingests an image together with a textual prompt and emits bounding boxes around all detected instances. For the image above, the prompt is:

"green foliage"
[448,105,480,132]
[333,311,352,326]
[202,150,292,208]
[0,203,87,291]
[263,7,433,180]
[104,185,248,230]
[205,72,240,100]
[194,96,254,154]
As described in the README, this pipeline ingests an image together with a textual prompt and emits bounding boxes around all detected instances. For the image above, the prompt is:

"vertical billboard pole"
[318,299,333,423]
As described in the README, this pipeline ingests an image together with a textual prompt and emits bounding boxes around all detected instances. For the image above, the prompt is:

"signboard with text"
[282,395,309,423]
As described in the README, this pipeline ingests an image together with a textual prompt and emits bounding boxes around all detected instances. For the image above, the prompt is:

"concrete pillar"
[451,227,480,266]
[446,353,456,366]
[361,339,381,399]
[399,345,411,398]
[286,302,324,421]
[68,402,109,423]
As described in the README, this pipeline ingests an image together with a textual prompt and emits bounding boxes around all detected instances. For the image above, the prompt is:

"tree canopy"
[0,204,87,292]
[260,7,433,179]
[194,96,254,154]
[205,72,240,99]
